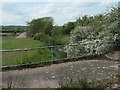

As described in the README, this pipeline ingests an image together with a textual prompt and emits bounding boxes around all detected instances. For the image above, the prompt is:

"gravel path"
[2,60,119,88]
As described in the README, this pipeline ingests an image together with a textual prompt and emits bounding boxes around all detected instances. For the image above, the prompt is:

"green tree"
[76,15,90,26]
[62,22,75,34]
[51,26,63,36]
[28,17,54,36]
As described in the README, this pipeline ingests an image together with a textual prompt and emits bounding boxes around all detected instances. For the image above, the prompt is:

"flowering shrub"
[66,7,119,57]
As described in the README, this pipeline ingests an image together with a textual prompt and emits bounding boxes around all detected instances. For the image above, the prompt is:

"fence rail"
[2,54,105,71]
[1,41,116,69]
[0,41,115,52]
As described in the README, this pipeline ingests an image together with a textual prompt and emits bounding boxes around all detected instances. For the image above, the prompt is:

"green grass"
[2,38,43,49]
[1,37,67,66]
[2,37,53,66]
[61,79,98,89]
[61,76,120,89]
[2,48,52,66]
[0,41,2,49]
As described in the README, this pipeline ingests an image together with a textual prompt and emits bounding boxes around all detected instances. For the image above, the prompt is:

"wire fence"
[1,41,116,66]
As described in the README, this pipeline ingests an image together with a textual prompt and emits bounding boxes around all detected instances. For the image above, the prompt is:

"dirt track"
[2,60,120,88]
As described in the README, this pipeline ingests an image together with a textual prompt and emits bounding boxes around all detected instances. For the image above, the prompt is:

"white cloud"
[19,2,92,25]
[1,10,24,25]
[1,0,50,2]
[46,0,119,2]
[2,0,119,2]
[0,11,2,25]
[1,1,118,25]
[99,1,116,6]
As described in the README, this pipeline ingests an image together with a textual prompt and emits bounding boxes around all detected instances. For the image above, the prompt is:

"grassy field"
[1,37,52,66]
[2,48,52,66]
[1,36,66,66]
[2,37,44,49]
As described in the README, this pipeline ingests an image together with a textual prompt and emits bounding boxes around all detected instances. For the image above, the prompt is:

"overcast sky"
[1,0,119,26]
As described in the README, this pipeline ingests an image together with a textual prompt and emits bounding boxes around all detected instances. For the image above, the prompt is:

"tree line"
[1,26,27,33]
[27,7,119,50]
